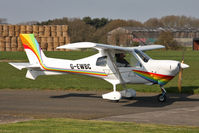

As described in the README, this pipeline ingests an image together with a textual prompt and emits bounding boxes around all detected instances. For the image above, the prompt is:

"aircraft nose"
[180,63,189,69]
[170,61,189,75]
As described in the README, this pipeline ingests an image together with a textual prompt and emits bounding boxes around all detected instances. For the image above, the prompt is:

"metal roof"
[109,26,199,34]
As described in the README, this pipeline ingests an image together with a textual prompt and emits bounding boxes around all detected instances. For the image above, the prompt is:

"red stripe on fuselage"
[133,69,174,79]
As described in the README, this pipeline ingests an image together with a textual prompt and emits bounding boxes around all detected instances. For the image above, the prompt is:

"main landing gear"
[102,84,122,101]
[102,84,168,103]
[157,86,167,102]
[102,84,136,102]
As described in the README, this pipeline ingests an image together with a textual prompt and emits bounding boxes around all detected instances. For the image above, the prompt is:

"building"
[107,27,199,49]
[193,38,199,50]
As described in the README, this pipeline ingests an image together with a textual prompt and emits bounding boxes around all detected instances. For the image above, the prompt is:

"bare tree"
[156,31,182,50]
[144,18,163,28]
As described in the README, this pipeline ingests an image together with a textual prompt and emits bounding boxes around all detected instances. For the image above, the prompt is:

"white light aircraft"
[9,34,189,102]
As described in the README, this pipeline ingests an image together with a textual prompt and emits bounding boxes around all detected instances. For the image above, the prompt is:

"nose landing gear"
[157,86,167,102]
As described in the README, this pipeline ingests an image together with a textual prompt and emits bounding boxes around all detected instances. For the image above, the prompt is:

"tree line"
[37,17,143,43]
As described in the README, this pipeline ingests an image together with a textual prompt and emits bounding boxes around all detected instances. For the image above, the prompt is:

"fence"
[0,25,70,51]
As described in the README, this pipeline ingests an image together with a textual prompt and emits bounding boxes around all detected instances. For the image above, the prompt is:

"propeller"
[178,61,183,92]
[177,49,189,92]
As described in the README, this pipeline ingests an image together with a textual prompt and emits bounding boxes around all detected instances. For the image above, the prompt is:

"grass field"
[0,118,199,133]
[0,50,199,133]
[0,50,199,93]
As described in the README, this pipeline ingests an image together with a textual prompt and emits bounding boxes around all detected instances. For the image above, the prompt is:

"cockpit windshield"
[134,49,151,63]
[115,52,141,68]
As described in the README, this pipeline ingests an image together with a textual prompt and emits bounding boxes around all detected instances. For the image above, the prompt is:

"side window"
[96,56,107,66]
[134,49,150,63]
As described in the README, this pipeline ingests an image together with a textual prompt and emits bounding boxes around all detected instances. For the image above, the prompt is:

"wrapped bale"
[62,25,68,32]
[17,36,23,51]
[51,25,56,37]
[33,25,39,36]
[59,42,65,51]
[8,25,15,36]
[62,25,69,42]
[44,26,51,36]
[47,37,53,51]
[26,25,33,34]
[53,37,59,51]
[56,25,62,36]
[59,36,65,43]
[53,42,59,51]
[41,37,47,51]
[5,37,11,51]
[0,37,5,51]
[59,36,65,51]
[38,26,44,37]
[62,31,68,37]
[15,25,20,36]
[2,25,8,36]
[0,25,3,36]
[64,37,70,51]
[53,37,59,43]
[20,25,26,34]
[11,37,17,51]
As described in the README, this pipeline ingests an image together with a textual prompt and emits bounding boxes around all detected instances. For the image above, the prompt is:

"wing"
[57,42,165,51]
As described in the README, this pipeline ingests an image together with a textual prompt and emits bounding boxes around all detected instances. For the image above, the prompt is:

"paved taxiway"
[0,89,199,126]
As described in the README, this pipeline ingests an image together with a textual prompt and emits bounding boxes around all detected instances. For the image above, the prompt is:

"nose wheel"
[157,94,167,102]
[157,86,167,102]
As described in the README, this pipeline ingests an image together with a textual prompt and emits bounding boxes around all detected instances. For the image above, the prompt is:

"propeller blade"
[177,48,186,93]
[182,48,185,63]
[177,47,188,93]
[178,67,183,92]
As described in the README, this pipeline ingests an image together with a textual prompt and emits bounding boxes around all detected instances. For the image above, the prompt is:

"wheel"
[113,100,119,103]
[157,94,167,102]
[125,97,135,100]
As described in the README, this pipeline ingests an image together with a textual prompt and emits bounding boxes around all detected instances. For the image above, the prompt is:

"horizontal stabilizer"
[9,63,41,70]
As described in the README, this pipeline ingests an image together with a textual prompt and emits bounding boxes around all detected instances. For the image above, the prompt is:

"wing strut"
[107,51,126,89]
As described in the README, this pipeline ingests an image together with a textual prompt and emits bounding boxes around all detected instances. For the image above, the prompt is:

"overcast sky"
[0,0,199,24]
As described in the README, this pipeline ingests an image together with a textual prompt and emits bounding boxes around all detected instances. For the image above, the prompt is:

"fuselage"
[38,49,183,86]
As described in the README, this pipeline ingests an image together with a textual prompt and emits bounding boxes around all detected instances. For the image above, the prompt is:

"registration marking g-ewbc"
[70,64,91,69]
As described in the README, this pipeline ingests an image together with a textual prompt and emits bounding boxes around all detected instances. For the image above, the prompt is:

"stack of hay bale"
[0,25,70,51]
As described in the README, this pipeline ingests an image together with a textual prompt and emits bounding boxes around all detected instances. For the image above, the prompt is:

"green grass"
[0,50,97,61]
[0,118,199,133]
[0,62,111,90]
[0,50,199,93]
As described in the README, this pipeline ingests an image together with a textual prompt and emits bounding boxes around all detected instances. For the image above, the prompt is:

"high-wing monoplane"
[9,34,189,102]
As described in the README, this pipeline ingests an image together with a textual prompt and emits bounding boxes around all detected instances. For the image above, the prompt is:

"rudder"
[20,34,46,66]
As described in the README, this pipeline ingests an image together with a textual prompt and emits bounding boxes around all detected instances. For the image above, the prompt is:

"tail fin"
[20,34,46,66]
